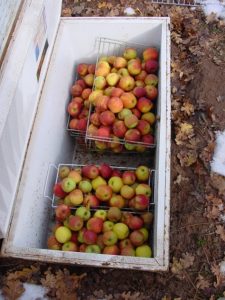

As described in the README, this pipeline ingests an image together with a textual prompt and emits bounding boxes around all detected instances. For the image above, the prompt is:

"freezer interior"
[2,18,170,270]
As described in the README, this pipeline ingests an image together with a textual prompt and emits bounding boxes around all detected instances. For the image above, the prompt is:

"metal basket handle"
[43,164,58,202]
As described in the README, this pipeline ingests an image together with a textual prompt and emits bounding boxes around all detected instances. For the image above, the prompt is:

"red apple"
[103,245,120,255]
[131,108,142,119]
[53,183,68,198]
[120,92,137,109]
[82,88,92,100]
[128,59,142,76]
[109,195,125,208]
[137,120,151,135]
[133,87,146,98]
[103,231,118,246]
[83,194,100,208]
[111,87,124,97]
[68,215,83,231]
[88,64,95,74]
[143,48,159,61]
[111,169,122,177]
[96,234,105,250]
[119,238,133,249]
[121,212,133,227]
[119,75,135,91]
[145,59,159,74]
[108,97,123,114]
[128,216,144,230]
[135,70,147,81]
[87,217,103,233]
[130,230,145,246]
[121,246,135,256]
[71,232,78,243]
[97,126,111,139]
[96,185,113,201]
[83,230,98,245]
[107,207,122,222]
[145,85,158,101]
[142,134,154,145]
[137,97,153,113]
[133,194,149,211]
[77,63,88,76]
[69,118,78,130]
[141,212,154,226]
[114,57,127,69]
[90,112,101,126]
[125,129,141,142]
[122,171,136,185]
[99,163,113,179]
[72,97,83,105]
[47,236,61,250]
[55,204,71,222]
[67,102,82,117]
[95,95,109,112]
[71,84,83,97]
[82,165,99,179]
[99,110,115,126]
[112,120,127,138]
[76,118,87,131]
[79,244,87,252]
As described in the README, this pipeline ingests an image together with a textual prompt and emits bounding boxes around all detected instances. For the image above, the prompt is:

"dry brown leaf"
[177,150,197,167]
[175,123,195,145]
[210,173,225,196]
[211,263,225,288]
[174,174,189,185]
[6,265,40,282]
[181,102,194,116]
[121,291,142,300]
[216,225,225,242]
[2,280,25,300]
[196,275,210,290]
[180,252,195,269]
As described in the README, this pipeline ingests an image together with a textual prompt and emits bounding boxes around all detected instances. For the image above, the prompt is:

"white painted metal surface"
[1,16,170,271]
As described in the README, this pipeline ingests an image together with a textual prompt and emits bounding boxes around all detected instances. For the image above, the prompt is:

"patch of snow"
[211,131,225,177]
[203,0,225,19]
[124,7,136,15]
[19,283,48,300]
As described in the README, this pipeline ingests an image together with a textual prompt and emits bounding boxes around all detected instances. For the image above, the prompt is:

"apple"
[137,97,153,113]
[87,124,98,137]
[76,118,87,132]
[118,108,132,120]
[136,245,152,258]
[124,114,138,129]
[141,112,156,125]
[114,57,127,69]
[55,226,72,243]
[142,134,154,145]
[109,195,125,208]
[94,76,107,90]
[111,87,124,97]
[99,110,115,126]
[71,232,78,243]
[68,189,83,206]
[111,169,122,177]
[89,90,104,104]
[145,85,158,101]
[77,228,87,243]
[88,64,96,74]
[127,59,142,75]
[91,176,107,190]
[52,222,62,234]
[83,73,94,87]
[67,102,82,117]
[112,120,127,138]
[133,194,149,211]
[82,165,99,179]
[103,221,114,232]
[113,223,129,240]
[55,204,71,222]
[90,112,101,126]
[119,75,135,91]
[72,96,83,105]
[130,230,145,246]
[94,210,107,221]
[120,185,135,200]
[123,48,137,60]
[78,180,92,193]
[112,144,123,153]
[68,170,82,184]
[96,126,111,139]
[75,206,91,221]
[95,141,108,150]
[145,59,159,74]
[47,236,61,250]
[106,73,120,86]
[62,241,78,252]
[85,244,101,254]
[77,63,88,76]
[53,183,68,198]
[104,87,114,96]
[83,230,98,245]
[137,120,150,135]
[71,84,83,97]
[95,61,111,77]
[122,171,136,185]
[95,95,109,112]
[133,87,146,98]
[128,216,144,230]
[120,92,137,109]
[141,212,154,226]
[135,70,147,81]
[83,194,100,208]
[99,163,113,179]
[61,178,76,193]
[125,129,141,142]
[107,97,123,113]
[135,165,149,181]
[118,68,130,77]
[69,119,78,130]
[145,74,158,86]
[139,228,149,242]
[108,176,123,193]
[103,245,120,255]
[96,234,105,250]
[99,56,108,62]
[96,184,113,201]
[103,231,118,246]
[136,184,151,197]
[82,88,92,100]
[59,166,70,179]
[107,207,122,222]
[143,48,158,61]
[68,215,83,231]
[119,238,133,249]
[107,55,116,65]
[131,108,142,119]
[124,143,136,151]
[121,212,133,227]
[121,246,136,256]
[79,244,87,252]
[87,217,103,233]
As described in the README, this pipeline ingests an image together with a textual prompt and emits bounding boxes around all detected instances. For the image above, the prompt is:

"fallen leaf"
[174,174,189,185]
[180,252,195,269]
[2,280,25,300]
[211,263,225,288]
[177,149,197,167]
[181,101,194,116]
[196,275,210,290]
[216,225,225,242]
[175,123,195,145]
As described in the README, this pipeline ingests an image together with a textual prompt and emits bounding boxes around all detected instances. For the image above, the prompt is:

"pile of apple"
[53,164,151,211]
[48,202,153,257]
[86,47,158,152]
[67,63,95,132]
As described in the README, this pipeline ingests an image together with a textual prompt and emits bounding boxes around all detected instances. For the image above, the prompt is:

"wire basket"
[149,0,203,6]
[44,163,155,215]
[85,37,157,153]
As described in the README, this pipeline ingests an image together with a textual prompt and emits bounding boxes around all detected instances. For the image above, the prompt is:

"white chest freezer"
[0,0,171,271]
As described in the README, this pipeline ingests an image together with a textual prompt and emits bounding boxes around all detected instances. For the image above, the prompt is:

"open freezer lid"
[0,0,62,238]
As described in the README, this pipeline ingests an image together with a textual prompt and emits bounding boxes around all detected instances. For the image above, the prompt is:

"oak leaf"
[216,225,225,242]
[196,275,210,290]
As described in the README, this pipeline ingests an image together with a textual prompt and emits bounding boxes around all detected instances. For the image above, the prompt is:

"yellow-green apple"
[95,141,108,150]
[127,59,142,75]
[90,112,101,126]
[84,73,94,87]
[135,165,149,181]
[119,238,133,249]
[124,143,136,151]
[79,244,87,252]
[77,63,88,76]
[109,135,120,149]
[95,95,109,112]
[139,228,149,242]
[120,185,135,199]
[137,97,153,113]
[133,87,146,98]
[82,88,92,100]
[128,216,144,230]
[85,244,101,254]
[83,194,100,208]
[94,209,107,221]
[96,184,113,201]
[119,75,135,91]
[62,241,78,252]
[59,166,70,179]
[103,231,118,246]
[118,68,130,77]
[99,110,115,126]
[55,226,72,243]
[113,223,129,239]
[133,194,149,211]
[88,90,103,104]
[123,48,137,60]
[145,85,158,101]
[68,215,83,231]
[87,217,103,233]
[94,76,107,90]
[67,102,82,117]
[106,73,120,86]
[109,195,125,208]
[103,245,120,255]
[53,183,68,198]
[122,170,136,185]
[87,124,98,137]
[71,84,83,97]
[130,230,145,246]
[131,108,142,119]
[112,120,127,138]
[118,108,132,120]
[68,170,82,184]
[135,80,145,87]
[107,55,116,65]
[145,74,158,86]
[95,61,111,77]
[103,221,114,232]
[145,59,159,74]
[120,92,137,109]
[68,189,83,205]
[136,183,151,197]
[55,204,71,222]
[75,206,91,221]
[141,212,154,226]
[114,57,127,69]
[52,222,62,234]
[121,246,135,256]
[83,230,98,245]
[77,228,87,243]
[91,176,107,190]
[96,234,105,250]
[111,87,124,97]
[88,64,95,74]
[107,97,123,113]
[82,165,99,179]
[135,245,152,257]
[135,70,147,81]
[142,134,154,145]
[61,178,76,193]
[137,120,151,135]
[141,112,155,125]
[108,176,123,193]
[143,48,158,61]
[99,163,113,179]
[124,114,139,129]
[107,207,122,222]
[104,86,114,96]
[125,129,141,142]
[47,235,61,250]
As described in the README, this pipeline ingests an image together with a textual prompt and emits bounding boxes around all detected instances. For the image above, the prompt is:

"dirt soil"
[1,1,225,300]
